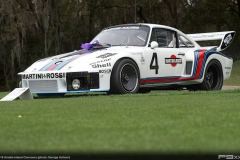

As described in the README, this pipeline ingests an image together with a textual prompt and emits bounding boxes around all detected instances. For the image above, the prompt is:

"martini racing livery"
[18,23,235,96]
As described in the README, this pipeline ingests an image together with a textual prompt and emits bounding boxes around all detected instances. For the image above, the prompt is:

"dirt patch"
[222,85,240,90]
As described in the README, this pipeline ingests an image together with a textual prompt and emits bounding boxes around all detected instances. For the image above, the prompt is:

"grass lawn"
[0,90,240,154]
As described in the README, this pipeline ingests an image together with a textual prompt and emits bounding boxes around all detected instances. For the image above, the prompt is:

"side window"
[178,34,194,48]
[150,28,176,48]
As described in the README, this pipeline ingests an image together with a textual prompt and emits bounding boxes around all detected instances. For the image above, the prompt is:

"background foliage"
[0,0,239,91]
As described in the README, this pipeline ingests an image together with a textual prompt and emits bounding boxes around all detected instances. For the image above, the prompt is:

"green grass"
[0,90,240,154]
[224,60,240,86]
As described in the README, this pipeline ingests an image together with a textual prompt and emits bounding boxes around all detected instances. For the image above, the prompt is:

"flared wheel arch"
[188,58,223,91]
[109,58,141,94]
[201,58,223,90]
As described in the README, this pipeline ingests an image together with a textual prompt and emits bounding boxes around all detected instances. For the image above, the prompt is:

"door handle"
[178,53,185,56]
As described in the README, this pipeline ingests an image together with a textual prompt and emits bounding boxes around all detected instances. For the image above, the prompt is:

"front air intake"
[66,72,99,91]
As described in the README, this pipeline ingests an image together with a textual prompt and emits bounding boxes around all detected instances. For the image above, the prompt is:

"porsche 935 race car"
[18,23,235,96]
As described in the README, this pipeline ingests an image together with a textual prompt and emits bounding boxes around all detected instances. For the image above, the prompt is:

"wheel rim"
[206,65,221,90]
[206,70,214,88]
[120,63,138,92]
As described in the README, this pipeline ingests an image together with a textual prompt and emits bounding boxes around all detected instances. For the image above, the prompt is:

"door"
[143,28,187,85]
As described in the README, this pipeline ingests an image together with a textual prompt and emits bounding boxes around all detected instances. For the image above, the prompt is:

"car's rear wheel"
[199,59,223,90]
[109,59,140,94]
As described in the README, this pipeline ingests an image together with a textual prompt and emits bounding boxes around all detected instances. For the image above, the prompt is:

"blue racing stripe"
[40,61,58,71]
[53,60,71,70]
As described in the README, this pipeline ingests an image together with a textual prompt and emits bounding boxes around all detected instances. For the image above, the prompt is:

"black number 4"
[150,52,159,74]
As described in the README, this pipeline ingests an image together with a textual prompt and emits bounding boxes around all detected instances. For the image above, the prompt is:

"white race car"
[18,23,235,96]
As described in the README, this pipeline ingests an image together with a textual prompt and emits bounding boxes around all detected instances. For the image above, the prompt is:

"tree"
[0,0,239,91]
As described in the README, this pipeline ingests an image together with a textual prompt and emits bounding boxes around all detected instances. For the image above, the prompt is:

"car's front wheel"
[109,59,140,94]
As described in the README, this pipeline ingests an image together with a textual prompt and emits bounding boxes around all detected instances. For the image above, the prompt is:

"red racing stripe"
[178,49,205,81]
[46,63,58,71]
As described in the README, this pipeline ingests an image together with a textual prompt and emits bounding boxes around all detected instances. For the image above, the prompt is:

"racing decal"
[89,58,111,66]
[226,72,230,75]
[96,53,117,59]
[225,67,231,76]
[221,32,235,50]
[131,52,143,55]
[225,67,231,69]
[39,46,110,71]
[22,73,65,79]
[189,33,224,39]
[99,69,111,74]
[165,55,182,67]
[141,55,145,63]
[40,57,78,71]
[141,50,224,84]
[103,26,140,32]
[130,52,145,63]
[223,34,233,46]
[221,33,235,50]
[60,49,99,59]
[92,62,111,68]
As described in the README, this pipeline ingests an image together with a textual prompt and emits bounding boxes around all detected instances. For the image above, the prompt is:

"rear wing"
[187,31,235,51]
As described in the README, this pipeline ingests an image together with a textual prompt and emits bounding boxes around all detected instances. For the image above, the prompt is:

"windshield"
[91,25,150,46]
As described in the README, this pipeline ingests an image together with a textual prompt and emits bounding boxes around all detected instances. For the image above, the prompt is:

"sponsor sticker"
[92,63,111,68]
[165,55,182,67]
[189,33,224,39]
[223,34,232,46]
[89,58,111,65]
[99,69,111,74]
[225,67,231,69]
[131,52,143,55]
[226,72,230,75]
[22,73,65,79]
[96,53,117,59]
[103,26,140,32]
[141,55,145,63]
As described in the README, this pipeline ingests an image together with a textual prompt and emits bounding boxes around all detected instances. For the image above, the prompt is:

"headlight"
[66,72,99,91]
[72,79,81,90]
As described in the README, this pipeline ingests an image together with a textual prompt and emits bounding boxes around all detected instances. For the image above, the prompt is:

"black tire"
[109,59,140,94]
[199,59,223,90]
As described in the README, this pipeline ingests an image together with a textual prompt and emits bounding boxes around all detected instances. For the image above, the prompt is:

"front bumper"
[18,72,99,93]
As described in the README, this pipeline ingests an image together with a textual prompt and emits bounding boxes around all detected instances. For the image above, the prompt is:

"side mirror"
[150,41,158,49]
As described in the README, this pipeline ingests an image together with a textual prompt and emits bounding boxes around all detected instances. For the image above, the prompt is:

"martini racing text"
[165,58,182,64]
[22,73,65,79]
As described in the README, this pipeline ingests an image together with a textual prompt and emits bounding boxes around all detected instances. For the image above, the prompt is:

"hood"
[22,45,142,73]
[24,46,109,72]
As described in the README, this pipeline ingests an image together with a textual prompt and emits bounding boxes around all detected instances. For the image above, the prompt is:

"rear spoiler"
[187,31,235,51]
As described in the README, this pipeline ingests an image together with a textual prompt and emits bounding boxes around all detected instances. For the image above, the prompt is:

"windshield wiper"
[98,43,112,47]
